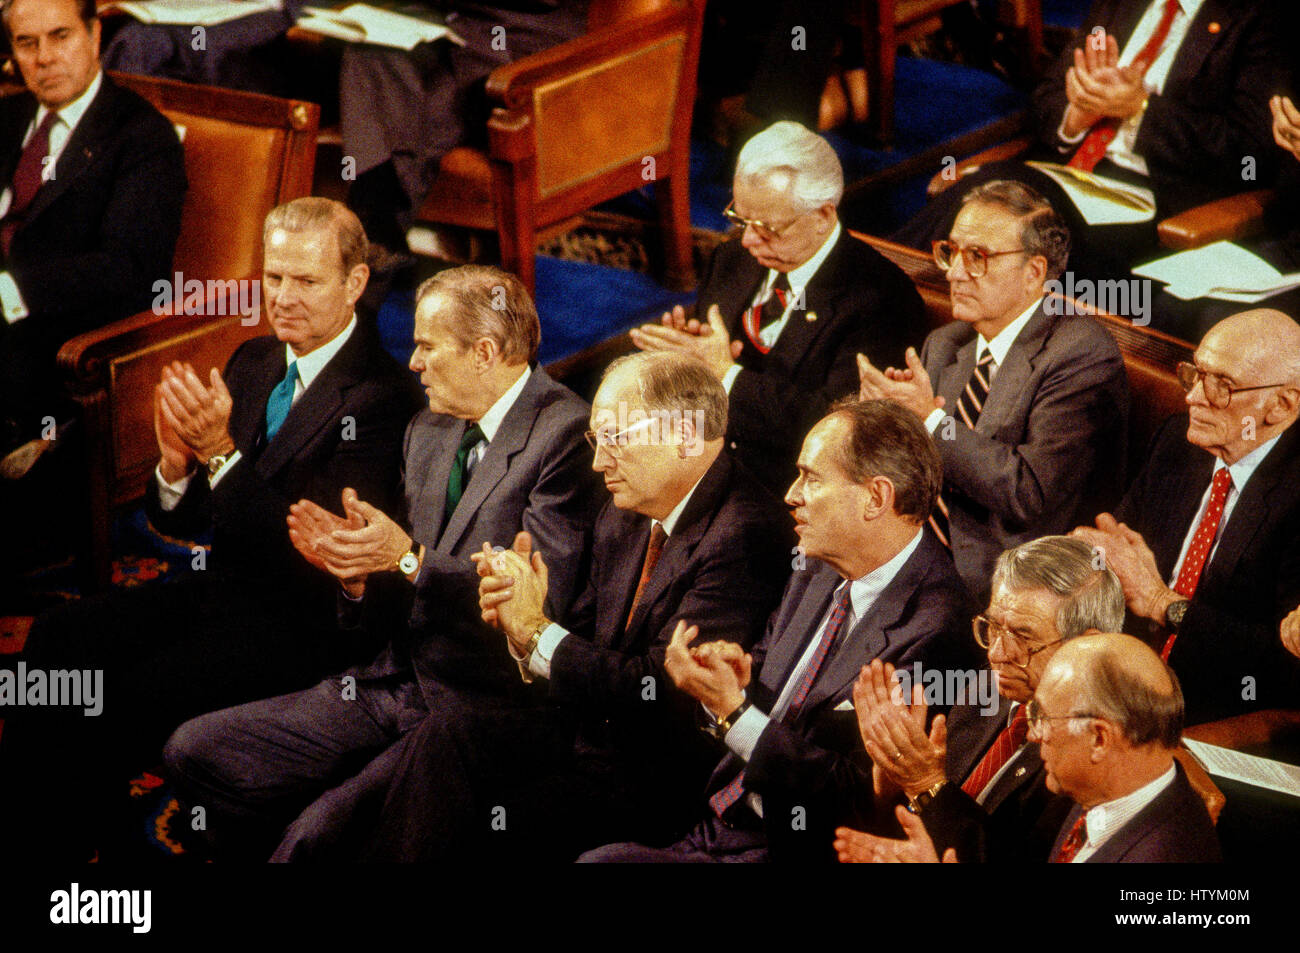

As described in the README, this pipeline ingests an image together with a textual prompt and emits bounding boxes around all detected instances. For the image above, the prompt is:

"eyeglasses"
[723,201,804,243]
[1025,697,1101,737]
[972,615,1060,662]
[1175,361,1286,410]
[932,240,1026,278]
[584,417,660,459]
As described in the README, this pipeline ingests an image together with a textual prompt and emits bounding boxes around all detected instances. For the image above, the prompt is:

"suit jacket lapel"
[0,96,37,189]
[20,80,118,226]
[764,233,849,369]
[759,566,841,695]
[981,741,1042,815]
[976,305,1050,436]
[935,332,977,422]
[710,247,765,330]
[1163,0,1225,96]
[1203,426,1300,584]
[230,346,286,455]
[946,697,1013,784]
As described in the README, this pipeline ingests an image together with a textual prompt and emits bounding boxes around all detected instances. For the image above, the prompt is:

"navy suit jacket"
[706,531,977,863]
[1050,763,1221,862]
[696,233,927,493]
[0,74,186,346]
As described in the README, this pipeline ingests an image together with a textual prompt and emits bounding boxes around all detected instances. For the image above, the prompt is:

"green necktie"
[446,422,485,514]
[264,360,299,441]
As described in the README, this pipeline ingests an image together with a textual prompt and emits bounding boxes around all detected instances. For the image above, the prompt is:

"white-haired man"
[631,120,927,494]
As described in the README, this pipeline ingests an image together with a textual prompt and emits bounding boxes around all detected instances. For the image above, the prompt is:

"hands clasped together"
[153,360,235,482]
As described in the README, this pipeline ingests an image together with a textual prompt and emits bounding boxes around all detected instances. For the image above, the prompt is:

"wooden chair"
[413,0,705,294]
[56,73,319,590]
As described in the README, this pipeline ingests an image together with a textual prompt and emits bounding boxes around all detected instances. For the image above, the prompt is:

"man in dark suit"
[1074,308,1300,724]
[163,264,602,860]
[580,399,975,863]
[0,0,186,476]
[894,0,1288,283]
[631,121,926,496]
[837,535,1124,865]
[860,181,1129,601]
[352,351,796,862]
[0,197,420,860]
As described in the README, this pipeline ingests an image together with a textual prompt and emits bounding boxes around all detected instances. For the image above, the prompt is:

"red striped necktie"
[742,272,790,355]
[961,705,1030,799]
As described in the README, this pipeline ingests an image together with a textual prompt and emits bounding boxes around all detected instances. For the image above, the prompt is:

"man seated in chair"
[893,0,1288,286]
[0,0,186,480]
[631,121,927,496]
[0,197,420,861]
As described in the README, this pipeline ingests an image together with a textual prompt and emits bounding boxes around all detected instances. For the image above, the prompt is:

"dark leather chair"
[57,73,319,590]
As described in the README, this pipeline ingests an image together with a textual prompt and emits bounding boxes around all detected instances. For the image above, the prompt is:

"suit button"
[729,441,737,450]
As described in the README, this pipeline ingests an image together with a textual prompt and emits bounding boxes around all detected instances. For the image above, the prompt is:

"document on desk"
[1025,161,1157,226]
[296,4,465,49]
[1133,240,1300,303]
[1182,738,1300,799]
[101,0,282,25]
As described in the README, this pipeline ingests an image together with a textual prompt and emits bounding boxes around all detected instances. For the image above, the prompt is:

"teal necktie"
[446,422,485,514]
[264,360,299,441]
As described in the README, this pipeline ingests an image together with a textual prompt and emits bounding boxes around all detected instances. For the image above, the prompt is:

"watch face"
[399,552,419,574]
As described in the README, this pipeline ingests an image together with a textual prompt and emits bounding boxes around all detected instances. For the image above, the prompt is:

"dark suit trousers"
[893,157,1162,284]
[578,815,769,863]
[0,572,365,860]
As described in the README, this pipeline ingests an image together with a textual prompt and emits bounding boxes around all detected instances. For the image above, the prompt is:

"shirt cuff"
[154,463,194,511]
[724,704,769,762]
[207,449,242,488]
[0,271,28,323]
[924,408,948,434]
[721,364,742,395]
[1056,114,1089,147]
[519,622,567,679]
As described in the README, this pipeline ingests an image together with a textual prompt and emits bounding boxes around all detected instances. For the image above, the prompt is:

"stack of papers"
[1026,160,1157,226]
[1183,738,1300,799]
[100,0,282,26]
[296,4,464,49]
[1134,240,1300,303]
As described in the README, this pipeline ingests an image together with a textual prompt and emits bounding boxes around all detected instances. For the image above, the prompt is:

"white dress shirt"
[1071,763,1176,862]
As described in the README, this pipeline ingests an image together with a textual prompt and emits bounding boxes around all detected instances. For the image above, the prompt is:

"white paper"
[101,0,281,26]
[297,4,463,50]
[1134,240,1300,302]
[1182,738,1300,799]
[1026,160,1157,226]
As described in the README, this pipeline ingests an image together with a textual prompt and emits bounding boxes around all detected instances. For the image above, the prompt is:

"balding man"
[631,121,926,495]
[840,535,1125,864]
[1034,633,1220,862]
[1075,309,1300,723]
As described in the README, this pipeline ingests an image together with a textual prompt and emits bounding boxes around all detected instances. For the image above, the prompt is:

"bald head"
[1042,633,1182,749]
[1203,309,1300,383]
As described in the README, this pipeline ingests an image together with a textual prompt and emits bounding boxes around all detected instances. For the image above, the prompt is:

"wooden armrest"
[1173,746,1226,825]
[1157,189,1277,250]
[58,281,261,386]
[926,137,1034,197]
[484,2,690,110]
[1183,708,1300,751]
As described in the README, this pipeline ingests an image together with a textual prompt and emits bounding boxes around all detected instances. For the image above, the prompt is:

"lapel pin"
[1015,766,1026,777]
[1207,22,1220,33]
[805,311,817,323]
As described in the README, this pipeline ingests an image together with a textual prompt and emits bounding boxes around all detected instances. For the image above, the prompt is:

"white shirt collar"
[285,314,356,391]
[34,69,102,137]
[655,469,708,537]
[846,526,923,621]
[765,220,842,297]
[475,365,531,443]
[1080,762,1177,855]
[1217,431,1283,494]
[978,296,1044,369]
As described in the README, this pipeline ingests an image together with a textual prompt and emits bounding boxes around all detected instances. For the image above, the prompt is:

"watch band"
[908,779,948,815]
[515,621,548,685]
[704,698,751,741]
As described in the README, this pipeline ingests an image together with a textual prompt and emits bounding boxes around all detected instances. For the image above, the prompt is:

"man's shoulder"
[90,75,184,143]
[1109,766,1221,862]
[1035,308,1123,362]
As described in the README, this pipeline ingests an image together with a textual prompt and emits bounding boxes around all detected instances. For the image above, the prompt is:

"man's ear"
[861,475,896,521]
[473,336,499,371]
[1264,384,1300,425]
[344,263,370,307]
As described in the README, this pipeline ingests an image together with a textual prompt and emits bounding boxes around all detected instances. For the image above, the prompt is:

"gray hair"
[415,265,540,365]
[735,121,843,211]
[1067,650,1184,748]
[962,179,1071,282]
[601,351,728,440]
[991,536,1124,639]
[263,197,368,275]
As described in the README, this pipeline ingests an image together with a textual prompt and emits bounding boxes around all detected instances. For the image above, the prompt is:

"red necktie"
[1052,811,1088,862]
[742,272,790,355]
[1067,0,1181,172]
[961,705,1030,799]
[1162,467,1233,660]
[710,583,852,818]
[625,523,666,629]
[2,110,59,256]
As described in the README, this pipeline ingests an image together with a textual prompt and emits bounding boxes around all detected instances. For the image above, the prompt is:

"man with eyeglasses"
[630,120,925,495]
[837,535,1123,864]
[1074,307,1300,723]
[859,180,1129,601]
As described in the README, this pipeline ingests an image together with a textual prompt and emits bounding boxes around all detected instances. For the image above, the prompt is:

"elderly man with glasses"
[838,535,1124,864]
[858,180,1130,601]
[630,120,926,495]
[1073,308,1300,723]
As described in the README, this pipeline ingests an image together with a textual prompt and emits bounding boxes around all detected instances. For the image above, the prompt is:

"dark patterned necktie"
[625,522,667,629]
[930,349,996,548]
[445,422,485,514]
[742,271,791,355]
[962,706,1029,798]
[2,110,59,256]
[1052,811,1088,863]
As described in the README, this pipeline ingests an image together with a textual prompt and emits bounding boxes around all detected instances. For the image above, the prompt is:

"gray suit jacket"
[922,301,1129,599]
[354,366,602,701]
